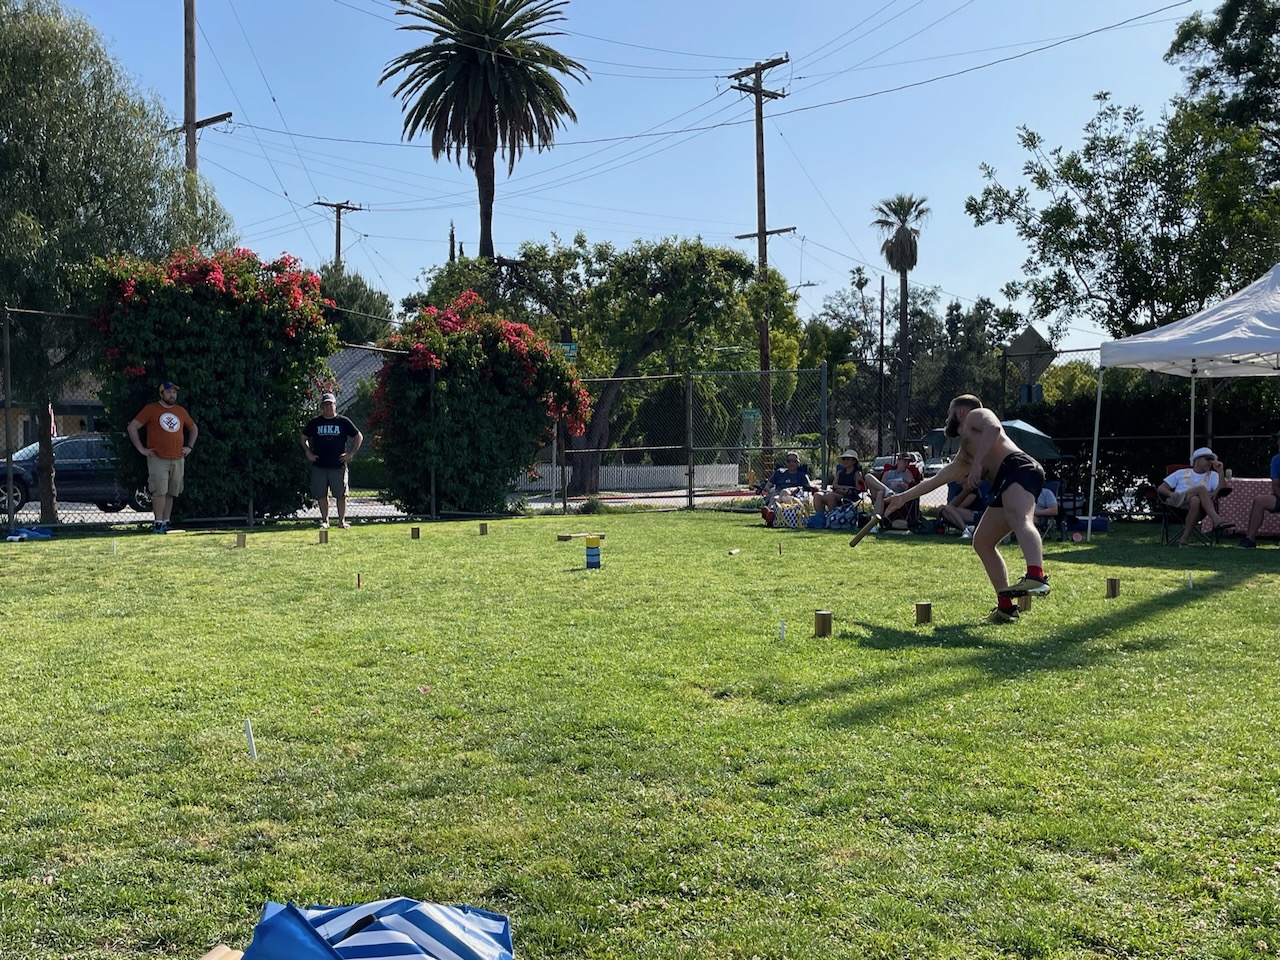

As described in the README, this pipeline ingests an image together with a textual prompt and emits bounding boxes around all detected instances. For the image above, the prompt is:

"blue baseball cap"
[159,380,178,390]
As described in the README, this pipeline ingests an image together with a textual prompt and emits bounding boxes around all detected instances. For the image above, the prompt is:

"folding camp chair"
[1153,464,1233,545]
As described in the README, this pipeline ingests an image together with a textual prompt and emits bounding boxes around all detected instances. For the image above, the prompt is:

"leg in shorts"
[311,465,349,500]
[989,452,1044,507]
[147,456,185,496]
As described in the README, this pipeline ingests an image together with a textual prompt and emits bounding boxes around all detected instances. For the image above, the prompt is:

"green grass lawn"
[2,513,1278,959]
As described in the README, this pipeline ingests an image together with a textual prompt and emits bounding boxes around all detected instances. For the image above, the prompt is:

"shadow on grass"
[782,563,1258,730]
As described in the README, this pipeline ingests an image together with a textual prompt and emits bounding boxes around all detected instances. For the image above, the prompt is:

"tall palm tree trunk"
[896,269,910,450]
[475,134,497,260]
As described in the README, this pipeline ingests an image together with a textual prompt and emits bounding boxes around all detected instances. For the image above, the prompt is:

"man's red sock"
[1027,565,1045,580]
[998,595,1016,611]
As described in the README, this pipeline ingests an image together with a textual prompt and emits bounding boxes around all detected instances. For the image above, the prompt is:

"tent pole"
[1086,366,1105,543]
[1189,374,1196,461]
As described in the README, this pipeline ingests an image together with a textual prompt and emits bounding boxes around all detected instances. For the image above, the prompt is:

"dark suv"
[2,434,150,513]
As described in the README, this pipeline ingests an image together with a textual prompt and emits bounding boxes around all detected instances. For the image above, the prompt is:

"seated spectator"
[878,452,920,529]
[870,453,921,514]
[763,451,817,506]
[1158,447,1231,546]
[1236,429,1280,548]
[814,449,864,517]
[940,482,983,535]
[1034,485,1059,536]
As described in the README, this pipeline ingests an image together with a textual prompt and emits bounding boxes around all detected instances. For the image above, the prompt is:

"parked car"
[869,452,923,478]
[1,434,150,513]
[923,456,951,478]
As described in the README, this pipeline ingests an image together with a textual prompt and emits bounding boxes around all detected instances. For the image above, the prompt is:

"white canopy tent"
[1087,264,1280,537]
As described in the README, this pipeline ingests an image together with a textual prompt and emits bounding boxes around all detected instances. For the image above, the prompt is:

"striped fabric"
[243,899,513,960]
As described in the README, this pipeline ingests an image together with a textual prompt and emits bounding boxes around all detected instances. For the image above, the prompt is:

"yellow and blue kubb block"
[585,535,602,569]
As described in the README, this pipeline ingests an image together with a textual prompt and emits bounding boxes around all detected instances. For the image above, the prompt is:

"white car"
[922,456,951,478]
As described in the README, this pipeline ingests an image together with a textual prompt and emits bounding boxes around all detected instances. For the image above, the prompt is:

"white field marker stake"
[244,718,258,760]
[111,539,117,556]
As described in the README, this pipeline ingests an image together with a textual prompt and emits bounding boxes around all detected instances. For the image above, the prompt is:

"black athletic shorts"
[989,451,1045,507]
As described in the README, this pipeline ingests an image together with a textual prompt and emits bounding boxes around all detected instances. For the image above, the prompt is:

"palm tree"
[380,0,588,260]
[871,193,930,451]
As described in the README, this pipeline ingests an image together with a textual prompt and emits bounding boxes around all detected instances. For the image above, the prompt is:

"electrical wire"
[225,0,324,202]
[790,0,979,100]
[195,20,325,260]
[771,122,871,267]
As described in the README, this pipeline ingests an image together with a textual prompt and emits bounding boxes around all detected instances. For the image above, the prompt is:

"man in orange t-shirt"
[127,380,198,534]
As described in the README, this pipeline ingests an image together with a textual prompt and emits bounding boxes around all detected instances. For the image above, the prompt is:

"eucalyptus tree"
[0,0,233,522]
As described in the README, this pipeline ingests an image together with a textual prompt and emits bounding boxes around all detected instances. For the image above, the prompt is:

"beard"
[944,410,962,438]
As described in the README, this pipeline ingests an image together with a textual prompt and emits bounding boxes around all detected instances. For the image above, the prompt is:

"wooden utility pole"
[184,0,197,174]
[729,56,791,474]
[313,201,363,267]
[177,0,231,212]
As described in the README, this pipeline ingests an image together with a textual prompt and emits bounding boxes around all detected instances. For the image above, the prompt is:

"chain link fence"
[1,305,832,523]
[516,368,829,510]
[8,305,1276,527]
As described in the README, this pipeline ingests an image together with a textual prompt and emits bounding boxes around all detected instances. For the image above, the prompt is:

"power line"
[195,20,324,261]
[225,0,323,200]
[230,2,1195,156]
[792,0,926,73]
[789,0,979,99]
[770,122,870,267]
[772,1,1195,121]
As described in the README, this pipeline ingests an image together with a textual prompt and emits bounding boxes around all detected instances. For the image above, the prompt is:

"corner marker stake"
[357,573,362,589]
[244,718,257,760]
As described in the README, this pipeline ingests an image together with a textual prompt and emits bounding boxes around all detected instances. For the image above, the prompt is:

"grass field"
[1,513,1278,959]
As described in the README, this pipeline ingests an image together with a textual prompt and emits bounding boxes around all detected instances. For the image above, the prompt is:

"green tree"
[82,248,337,519]
[318,262,394,343]
[371,291,589,513]
[966,94,1280,339]
[560,236,757,493]
[0,0,234,522]
[1167,0,1280,167]
[380,0,588,260]
[398,234,770,492]
[871,193,931,449]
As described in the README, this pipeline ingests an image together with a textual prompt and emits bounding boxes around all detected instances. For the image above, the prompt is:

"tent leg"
[1189,374,1196,461]
[1087,367,1105,543]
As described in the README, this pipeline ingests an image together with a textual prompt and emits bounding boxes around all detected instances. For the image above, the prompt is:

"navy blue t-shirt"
[304,416,359,469]
[768,464,813,491]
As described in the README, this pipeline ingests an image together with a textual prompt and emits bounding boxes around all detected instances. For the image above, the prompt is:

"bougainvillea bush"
[371,291,589,514]
[82,247,338,518]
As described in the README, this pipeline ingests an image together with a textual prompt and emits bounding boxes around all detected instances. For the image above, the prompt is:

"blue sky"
[70,0,1209,350]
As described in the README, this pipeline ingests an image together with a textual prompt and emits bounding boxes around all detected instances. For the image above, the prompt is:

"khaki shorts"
[1164,489,1204,508]
[311,465,349,500]
[147,456,185,497]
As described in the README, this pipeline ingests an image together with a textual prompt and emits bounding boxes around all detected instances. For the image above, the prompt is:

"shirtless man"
[883,394,1048,623]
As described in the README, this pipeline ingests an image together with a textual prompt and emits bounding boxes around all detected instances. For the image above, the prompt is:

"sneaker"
[961,525,975,539]
[1236,538,1257,549]
[318,520,329,529]
[1001,574,1050,597]
[987,605,1019,624]
[339,521,351,529]
[152,521,165,534]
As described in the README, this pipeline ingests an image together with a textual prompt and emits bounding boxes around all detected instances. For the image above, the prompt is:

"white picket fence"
[515,462,740,493]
